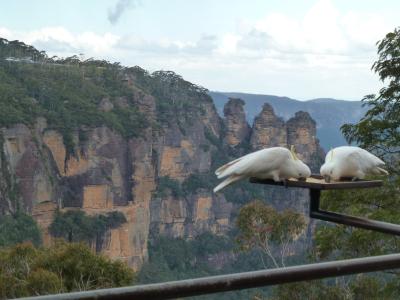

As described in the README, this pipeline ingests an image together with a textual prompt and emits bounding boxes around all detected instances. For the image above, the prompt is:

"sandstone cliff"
[287,111,325,171]
[250,103,287,150]
[223,98,250,147]
[0,41,324,271]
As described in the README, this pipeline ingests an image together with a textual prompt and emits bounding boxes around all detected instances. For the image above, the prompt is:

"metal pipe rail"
[309,189,400,235]
[20,253,400,300]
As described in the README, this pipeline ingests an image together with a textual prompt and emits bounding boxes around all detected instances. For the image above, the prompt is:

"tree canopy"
[285,27,400,299]
[0,212,41,247]
[236,201,306,268]
[49,210,126,251]
[0,241,135,299]
[342,27,400,169]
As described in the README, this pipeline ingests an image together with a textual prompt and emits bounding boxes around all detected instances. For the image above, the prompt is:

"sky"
[0,0,399,100]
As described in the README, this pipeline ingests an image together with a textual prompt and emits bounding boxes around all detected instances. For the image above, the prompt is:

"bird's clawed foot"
[324,175,331,183]
[283,179,289,188]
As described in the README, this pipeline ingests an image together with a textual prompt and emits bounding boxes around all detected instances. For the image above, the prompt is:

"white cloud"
[0,27,12,40]
[0,0,396,99]
[236,0,394,61]
[1,27,119,57]
[216,33,241,55]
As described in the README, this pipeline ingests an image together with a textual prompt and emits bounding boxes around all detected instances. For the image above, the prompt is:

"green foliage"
[315,177,400,260]
[138,235,209,283]
[191,232,233,256]
[124,68,211,129]
[272,178,400,298]
[236,201,306,268]
[221,180,265,205]
[0,134,19,211]
[182,173,216,192]
[274,27,400,299]
[154,176,184,197]
[272,280,351,300]
[0,212,41,247]
[49,210,126,247]
[147,71,210,125]
[0,242,135,298]
[138,233,269,300]
[271,274,394,300]
[0,38,150,157]
[341,27,400,166]
[204,127,222,149]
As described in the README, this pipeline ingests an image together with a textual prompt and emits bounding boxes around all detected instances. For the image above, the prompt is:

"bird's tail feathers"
[215,157,243,178]
[376,167,389,175]
[213,174,245,193]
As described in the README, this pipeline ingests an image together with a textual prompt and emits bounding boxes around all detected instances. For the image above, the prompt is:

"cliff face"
[0,51,323,271]
[249,104,324,168]
[0,66,235,270]
[250,103,287,150]
[223,98,250,147]
[287,112,325,171]
[0,91,323,271]
[2,122,155,270]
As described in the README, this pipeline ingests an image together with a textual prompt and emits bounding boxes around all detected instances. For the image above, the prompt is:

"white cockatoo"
[213,146,311,193]
[320,146,388,182]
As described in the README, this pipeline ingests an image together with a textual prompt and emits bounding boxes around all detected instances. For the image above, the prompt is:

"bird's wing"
[357,149,386,168]
[215,156,244,176]
[346,151,363,170]
[216,148,289,179]
[359,150,389,175]
[364,151,385,166]
[346,149,387,176]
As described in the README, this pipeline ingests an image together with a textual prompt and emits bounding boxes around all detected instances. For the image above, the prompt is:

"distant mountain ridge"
[209,91,367,150]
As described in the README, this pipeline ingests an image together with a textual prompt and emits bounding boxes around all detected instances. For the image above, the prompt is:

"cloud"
[1,27,119,57]
[0,27,12,40]
[116,34,218,56]
[236,0,393,59]
[108,0,141,25]
[1,1,392,67]
[0,0,396,99]
[207,0,396,78]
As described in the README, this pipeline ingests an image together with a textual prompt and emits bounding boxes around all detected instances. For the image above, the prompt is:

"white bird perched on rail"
[320,146,388,182]
[213,146,311,193]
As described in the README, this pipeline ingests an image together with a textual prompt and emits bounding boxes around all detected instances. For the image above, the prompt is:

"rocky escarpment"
[223,98,250,147]
[223,97,324,250]
[2,120,156,270]
[225,100,324,168]
[250,103,287,150]
[287,111,325,171]
[0,39,324,271]
[0,85,323,271]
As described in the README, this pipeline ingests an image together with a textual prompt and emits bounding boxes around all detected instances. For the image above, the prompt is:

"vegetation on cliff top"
[0,38,213,155]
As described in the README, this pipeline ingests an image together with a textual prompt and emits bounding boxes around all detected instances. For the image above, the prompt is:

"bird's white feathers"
[214,147,311,193]
[215,148,286,179]
[320,146,388,181]
[213,174,246,193]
